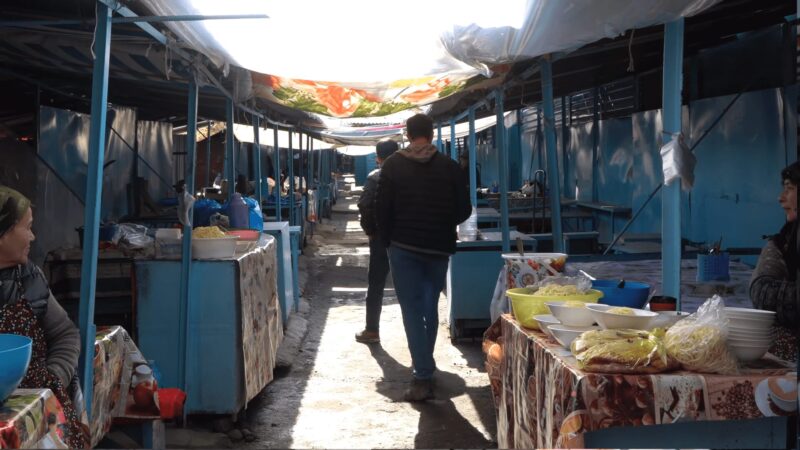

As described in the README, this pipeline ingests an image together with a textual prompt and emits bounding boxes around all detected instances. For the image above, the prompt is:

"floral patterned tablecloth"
[484,314,798,449]
[0,389,68,449]
[1,326,159,449]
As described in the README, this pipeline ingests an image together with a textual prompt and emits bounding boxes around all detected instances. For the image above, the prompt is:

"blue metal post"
[273,126,282,221]
[77,1,111,417]
[225,99,235,204]
[592,86,600,203]
[468,107,477,207]
[496,89,510,253]
[253,116,262,206]
[206,121,212,186]
[541,57,564,253]
[437,124,443,153]
[179,78,198,393]
[450,118,457,160]
[662,19,684,305]
[562,97,569,194]
[288,131,295,225]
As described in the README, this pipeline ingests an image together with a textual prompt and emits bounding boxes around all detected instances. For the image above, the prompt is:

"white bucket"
[501,253,567,288]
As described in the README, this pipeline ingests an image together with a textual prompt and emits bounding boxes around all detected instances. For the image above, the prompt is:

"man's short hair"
[376,140,399,159]
[406,114,434,141]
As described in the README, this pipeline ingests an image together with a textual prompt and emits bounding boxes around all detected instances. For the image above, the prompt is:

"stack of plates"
[725,307,775,362]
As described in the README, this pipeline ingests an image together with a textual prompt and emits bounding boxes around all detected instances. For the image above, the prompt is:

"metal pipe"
[496,88,511,253]
[225,99,235,204]
[468,108,477,207]
[0,14,269,28]
[450,118,457,160]
[273,126,282,221]
[288,131,295,225]
[206,121,212,186]
[541,56,564,252]
[179,77,198,396]
[661,19,685,307]
[253,115,263,206]
[77,1,111,418]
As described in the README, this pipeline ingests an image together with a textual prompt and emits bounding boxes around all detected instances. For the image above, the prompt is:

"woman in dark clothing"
[0,186,88,448]
[749,161,799,362]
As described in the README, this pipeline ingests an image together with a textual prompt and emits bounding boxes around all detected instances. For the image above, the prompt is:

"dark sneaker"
[403,378,434,402]
[355,330,380,344]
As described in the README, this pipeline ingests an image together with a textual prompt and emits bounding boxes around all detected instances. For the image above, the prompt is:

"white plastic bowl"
[586,304,658,330]
[549,325,599,349]
[727,342,770,362]
[724,307,776,319]
[728,315,774,329]
[727,336,772,347]
[546,302,596,327]
[728,327,774,339]
[192,237,237,259]
[533,314,560,338]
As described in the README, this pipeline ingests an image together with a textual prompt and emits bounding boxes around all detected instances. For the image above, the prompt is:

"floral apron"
[0,271,89,449]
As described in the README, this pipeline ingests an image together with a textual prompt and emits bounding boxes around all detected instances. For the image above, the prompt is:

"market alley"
[238,177,497,448]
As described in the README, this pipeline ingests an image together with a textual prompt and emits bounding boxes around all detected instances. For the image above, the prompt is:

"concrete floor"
[235,179,498,449]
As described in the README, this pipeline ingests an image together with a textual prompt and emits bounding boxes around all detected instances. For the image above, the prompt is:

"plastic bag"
[177,192,195,227]
[660,133,696,191]
[534,274,593,295]
[243,197,264,231]
[193,199,223,227]
[112,223,153,249]
[457,207,478,242]
[664,295,739,374]
[489,267,509,323]
[572,328,679,374]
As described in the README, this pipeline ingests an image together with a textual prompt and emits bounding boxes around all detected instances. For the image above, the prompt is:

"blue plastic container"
[592,280,651,308]
[697,253,730,282]
[0,334,32,403]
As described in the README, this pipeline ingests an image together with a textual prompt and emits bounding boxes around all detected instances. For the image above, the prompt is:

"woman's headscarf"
[0,186,31,238]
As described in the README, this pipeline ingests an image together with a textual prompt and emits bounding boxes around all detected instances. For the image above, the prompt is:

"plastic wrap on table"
[664,295,739,374]
[484,314,797,449]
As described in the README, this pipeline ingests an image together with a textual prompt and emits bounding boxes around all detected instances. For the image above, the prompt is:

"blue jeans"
[387,245,450,380]
[365,238,390,332]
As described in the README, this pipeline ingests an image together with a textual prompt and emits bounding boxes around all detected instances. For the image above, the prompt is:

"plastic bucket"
[502,253,567,288]
[592,280,651,308]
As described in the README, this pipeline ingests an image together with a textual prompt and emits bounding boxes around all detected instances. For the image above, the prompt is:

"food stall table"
[0,389,69,449]
[446,232,536,339]
[484,314,797,449]
[135,236,283,415]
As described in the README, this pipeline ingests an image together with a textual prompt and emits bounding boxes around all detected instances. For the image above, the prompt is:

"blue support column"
[468,108,477,207]
[288,131,295,225]
[562,97,569,194]
[253,116,262,206]
[273,126,282,221]
[225,99,235,204]
[496,89,510,253]
[77,1,112,417]
[437,124,443,153]
[206,121,212,186]
[662,19,684,305]
[541,56,564,253]
[450,118,457,160]
[592,87,600,203]
[179,78,198,393]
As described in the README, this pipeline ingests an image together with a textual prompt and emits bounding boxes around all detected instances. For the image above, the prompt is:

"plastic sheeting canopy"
[139,0,720,118]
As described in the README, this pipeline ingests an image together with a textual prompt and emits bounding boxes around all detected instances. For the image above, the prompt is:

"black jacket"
[376,143,471,255]
[357,168,381,236]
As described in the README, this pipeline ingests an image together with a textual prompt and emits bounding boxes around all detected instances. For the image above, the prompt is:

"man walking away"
[355,140,399,343]
[376,114,471,401]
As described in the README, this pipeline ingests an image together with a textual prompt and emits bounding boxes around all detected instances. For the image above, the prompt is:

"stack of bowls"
[725,307,775,362]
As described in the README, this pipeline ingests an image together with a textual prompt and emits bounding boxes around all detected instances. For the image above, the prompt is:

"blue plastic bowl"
[592,280,651,308]
[0,334,32,403]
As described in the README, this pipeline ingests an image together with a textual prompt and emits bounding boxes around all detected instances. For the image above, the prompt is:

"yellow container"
[506,288,604,329]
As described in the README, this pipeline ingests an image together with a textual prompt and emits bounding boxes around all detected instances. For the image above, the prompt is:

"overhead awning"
[232,124,332,150]
[138,0,721,118]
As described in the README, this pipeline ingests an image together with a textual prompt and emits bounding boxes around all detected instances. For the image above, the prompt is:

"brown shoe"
[355,330,380,344]
[403,378,434,402]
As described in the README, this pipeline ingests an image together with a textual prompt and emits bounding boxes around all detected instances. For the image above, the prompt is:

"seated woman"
[749,161,798,362]
[0,186,88,448]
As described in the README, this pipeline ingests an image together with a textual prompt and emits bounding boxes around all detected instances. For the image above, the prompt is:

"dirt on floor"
[233,178,498,449]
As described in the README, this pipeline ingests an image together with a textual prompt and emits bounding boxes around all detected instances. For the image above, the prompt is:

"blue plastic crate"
[697,253,730,282]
